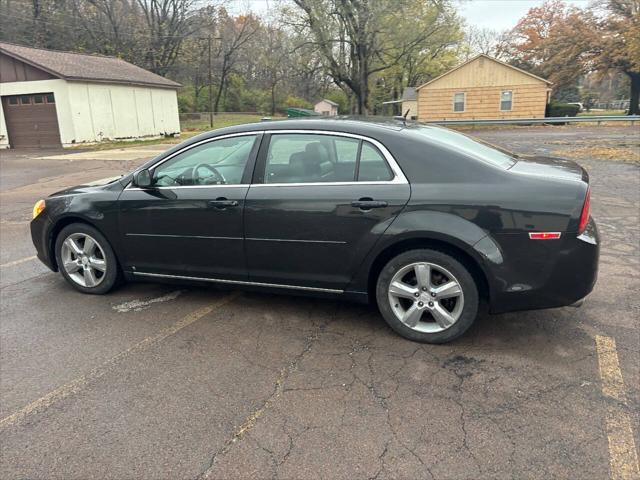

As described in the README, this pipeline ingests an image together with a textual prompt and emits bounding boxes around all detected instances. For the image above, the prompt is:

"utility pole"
[208,35,213,128]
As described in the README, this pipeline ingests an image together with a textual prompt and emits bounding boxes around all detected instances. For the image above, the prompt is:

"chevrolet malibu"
[30,119,599,343]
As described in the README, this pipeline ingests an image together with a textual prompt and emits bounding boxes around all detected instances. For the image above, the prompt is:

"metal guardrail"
[422,115,639,126]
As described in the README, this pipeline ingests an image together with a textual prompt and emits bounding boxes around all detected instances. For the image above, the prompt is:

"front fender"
[41,185,123,269]
[346,210,503,297]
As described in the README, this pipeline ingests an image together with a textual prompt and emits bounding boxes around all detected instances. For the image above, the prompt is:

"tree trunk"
[193,81,200,113]
[627,71,640,115]
[356,71,369,115]
[270,83,276,116]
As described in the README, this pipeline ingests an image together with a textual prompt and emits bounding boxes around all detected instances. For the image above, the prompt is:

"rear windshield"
[414,126,517,169]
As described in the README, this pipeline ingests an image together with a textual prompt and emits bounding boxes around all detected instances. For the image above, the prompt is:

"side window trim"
[251,130,407,186]
[251,132,273,184]
[130,132,263,189]
[353,140,363,182]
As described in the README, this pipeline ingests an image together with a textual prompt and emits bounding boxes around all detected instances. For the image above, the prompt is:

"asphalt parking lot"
[1,125,638,479]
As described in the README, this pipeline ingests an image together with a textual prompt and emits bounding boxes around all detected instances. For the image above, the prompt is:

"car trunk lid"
[508,155,588,184]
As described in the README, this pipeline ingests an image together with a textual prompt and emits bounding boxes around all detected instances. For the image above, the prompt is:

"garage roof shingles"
[0,42,180,89]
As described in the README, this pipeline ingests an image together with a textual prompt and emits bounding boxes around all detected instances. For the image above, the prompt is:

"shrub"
[546,102,580,117]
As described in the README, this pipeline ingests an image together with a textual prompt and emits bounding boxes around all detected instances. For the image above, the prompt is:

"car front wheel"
[54,223,119,294]
[376,249,479,343]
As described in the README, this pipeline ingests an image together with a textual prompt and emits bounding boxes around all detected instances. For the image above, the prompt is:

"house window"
[46,94,55,103]
[20,95,31,105]
[8,97,18,105]
[453,92,465,112]
[33,95,44,104]
[500,90,513,111]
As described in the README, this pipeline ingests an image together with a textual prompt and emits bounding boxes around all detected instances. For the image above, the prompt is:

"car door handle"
[208,198,239,209]
[351,199,388,209]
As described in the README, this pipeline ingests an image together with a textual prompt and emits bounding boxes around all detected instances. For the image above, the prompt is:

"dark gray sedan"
[31,118,599,343]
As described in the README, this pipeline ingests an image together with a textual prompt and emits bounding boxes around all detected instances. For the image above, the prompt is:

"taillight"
[578,188,591,234]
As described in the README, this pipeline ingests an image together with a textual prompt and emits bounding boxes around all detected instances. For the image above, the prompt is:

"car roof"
[142,117,455,172]
[198,117,406,138]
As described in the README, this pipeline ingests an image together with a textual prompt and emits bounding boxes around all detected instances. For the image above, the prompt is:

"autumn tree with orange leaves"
[501,0,640,114]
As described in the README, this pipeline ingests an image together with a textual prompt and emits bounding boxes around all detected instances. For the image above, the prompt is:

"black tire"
[376,249,479,343]
[54,223,120,294]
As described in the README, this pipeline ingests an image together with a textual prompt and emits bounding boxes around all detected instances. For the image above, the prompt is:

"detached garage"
[0,42,181,149]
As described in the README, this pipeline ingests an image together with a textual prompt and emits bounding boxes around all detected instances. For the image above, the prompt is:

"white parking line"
[0,291,240,429]
[0,256,37,268]
[112,290,183,313]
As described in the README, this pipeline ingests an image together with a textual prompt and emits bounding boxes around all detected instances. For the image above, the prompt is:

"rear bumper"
[490,217,599,314]
[30,214,57,271]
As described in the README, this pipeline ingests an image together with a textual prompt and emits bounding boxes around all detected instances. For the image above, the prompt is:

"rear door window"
[264,134,358,184]
[262,133,395,184]
[358,142,393,181]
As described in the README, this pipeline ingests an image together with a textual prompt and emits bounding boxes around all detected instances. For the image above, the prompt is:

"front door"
[244,132,410,291]
[118,133,261,280]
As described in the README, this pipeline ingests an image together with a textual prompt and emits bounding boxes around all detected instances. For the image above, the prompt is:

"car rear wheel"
[54,223,119,294]
[376,249,479,343]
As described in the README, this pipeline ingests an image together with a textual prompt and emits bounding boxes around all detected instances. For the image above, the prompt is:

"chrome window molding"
[249,181,401,188]
[127,184,250,191]
[126,128,408,190]
[132,271,343,294]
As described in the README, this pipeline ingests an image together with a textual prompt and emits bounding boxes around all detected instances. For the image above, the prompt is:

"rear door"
[244,131,410,291]
[118,133,261,280]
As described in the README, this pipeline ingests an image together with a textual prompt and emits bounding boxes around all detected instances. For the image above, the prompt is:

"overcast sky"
[457,0,590,30]
[235,0,592,32]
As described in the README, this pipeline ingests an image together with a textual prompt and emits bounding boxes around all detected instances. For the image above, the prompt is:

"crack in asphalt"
[197,307,336,479]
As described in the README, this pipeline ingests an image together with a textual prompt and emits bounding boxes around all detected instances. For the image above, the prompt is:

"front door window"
[153,135,257,187]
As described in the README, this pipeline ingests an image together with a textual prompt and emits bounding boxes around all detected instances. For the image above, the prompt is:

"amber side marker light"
[529,232,562,240]
[32,199,46,219]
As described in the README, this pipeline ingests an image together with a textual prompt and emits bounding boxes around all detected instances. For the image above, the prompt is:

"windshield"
[414,125,517,169]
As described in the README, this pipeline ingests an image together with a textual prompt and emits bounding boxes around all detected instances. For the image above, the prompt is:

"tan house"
[416,54,552,121]
[381,87,418,119]
[314,99,338,116]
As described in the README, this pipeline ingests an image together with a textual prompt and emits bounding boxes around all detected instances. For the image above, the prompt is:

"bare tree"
[289,0,462,114]
[465,26,505,58]
[212,9,259,112]
[136,0,196,75]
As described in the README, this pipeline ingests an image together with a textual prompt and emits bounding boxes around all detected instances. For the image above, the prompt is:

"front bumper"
[30,213,57,271]
[490,217,599,314]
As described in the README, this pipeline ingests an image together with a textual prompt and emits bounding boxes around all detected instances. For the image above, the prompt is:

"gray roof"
[0,42,181,89]
[402,87,417,101]
[317,98,339,106]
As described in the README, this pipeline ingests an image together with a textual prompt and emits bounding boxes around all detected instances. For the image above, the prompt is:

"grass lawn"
[180,113,271,131]
[578,109,627,116]
[74,113,279,151]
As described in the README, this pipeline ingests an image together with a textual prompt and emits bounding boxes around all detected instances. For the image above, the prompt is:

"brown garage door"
[1,93,61,148]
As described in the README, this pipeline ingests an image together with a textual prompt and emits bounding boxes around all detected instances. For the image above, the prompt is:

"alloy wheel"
[387,261,464,333]
[60,233,107,288]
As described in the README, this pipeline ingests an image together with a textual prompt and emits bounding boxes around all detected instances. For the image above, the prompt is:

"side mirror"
[134,169,153,188]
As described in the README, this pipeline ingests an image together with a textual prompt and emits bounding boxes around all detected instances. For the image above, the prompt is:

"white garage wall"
[1,80,180,148]
[0,79,74,148]
[67,82,180,145]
